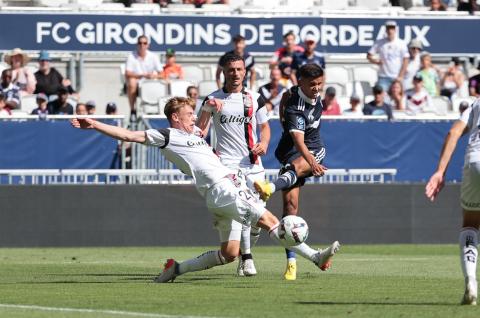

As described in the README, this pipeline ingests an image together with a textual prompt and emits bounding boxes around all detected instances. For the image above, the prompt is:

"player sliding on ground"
[71,97,340,283]
[254,63,328,280]
[426,98,480,305]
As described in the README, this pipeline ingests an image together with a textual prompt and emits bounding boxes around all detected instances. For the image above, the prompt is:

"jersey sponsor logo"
[186,139,209,147]
[220,114,252,125]
[296,116,305,130]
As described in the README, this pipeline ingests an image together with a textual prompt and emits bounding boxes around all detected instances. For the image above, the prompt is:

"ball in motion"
[279,215,309,246]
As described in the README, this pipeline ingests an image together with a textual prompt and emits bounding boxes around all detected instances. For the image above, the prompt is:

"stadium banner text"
[1,13,479,54]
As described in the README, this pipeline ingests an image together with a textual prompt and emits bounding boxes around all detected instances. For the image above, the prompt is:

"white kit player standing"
[70,97,339,283]
[196,52,271,276]
[426,98,480,305]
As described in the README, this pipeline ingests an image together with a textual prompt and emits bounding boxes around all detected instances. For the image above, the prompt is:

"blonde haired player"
[71,97,339,283]
[426,98,480,305]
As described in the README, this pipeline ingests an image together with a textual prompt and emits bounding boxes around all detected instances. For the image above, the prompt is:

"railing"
[0,168,396,185]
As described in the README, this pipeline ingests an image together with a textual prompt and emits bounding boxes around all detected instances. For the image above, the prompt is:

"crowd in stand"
[1,17,479,120]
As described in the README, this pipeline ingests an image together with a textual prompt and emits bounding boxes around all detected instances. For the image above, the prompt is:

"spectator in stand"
[270,31,304,87]
[258,67,287,116]
[186,85,202,113]
[76,103,88,115]
[367,20,409,92]
[106,102,118,115]
[322,87,341,115]
[457,0,478,13]
[31,93,49,115]
[459,100,470,114]
[418,52,440,96]
[216,35,255,89]
[440,57,466,99]
[385,80,406,111]
[4,48,36,95]
[86,100,96,115]
[125,35,162,120]
[160,48,184,82]
[0,69,20,110]
[430,0,447,10]
[290,35,325,86]
[47,86,74,115]
[363,84,393,120]
[342,93,363,116]
[34,50,76,99]
[404,39,423,90]
[0,94,12,117]
[469,62,480,97]
[405,74,433,115]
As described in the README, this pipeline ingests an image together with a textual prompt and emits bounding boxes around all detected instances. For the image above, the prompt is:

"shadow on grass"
[296,301,454,306]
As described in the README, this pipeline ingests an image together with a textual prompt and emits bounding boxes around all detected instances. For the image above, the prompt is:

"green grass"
[0,245,478,318]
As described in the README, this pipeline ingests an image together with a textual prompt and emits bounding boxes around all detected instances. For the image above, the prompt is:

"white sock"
[177,250,226,275]
[241,225,251,255]
[250,226,261,248]
[460,227,478,280]
[269,224,317,262]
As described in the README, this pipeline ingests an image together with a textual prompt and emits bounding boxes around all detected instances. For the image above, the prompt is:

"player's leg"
[460,162,480,304]
[255,149,324,201]
[238,166,265,276]
[154,217,241,283]
[460,211,480,305]
[126,77,138,119]
[254,210,340,271]
[282,186,300,280]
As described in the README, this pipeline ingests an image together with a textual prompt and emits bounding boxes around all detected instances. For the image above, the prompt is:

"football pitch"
[0,245,478,318]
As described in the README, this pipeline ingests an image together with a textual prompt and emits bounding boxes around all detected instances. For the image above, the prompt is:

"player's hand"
[311,161,328,177]
[251,142,268,156]
[425,171,445,202]
[71,118,96,129]
[207,98,224,112]
[62,79,71,87]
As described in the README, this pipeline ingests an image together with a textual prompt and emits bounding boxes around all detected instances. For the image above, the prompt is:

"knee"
[220,250,238,263]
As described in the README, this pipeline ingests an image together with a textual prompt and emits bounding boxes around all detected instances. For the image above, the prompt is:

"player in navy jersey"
[255,63,328,280]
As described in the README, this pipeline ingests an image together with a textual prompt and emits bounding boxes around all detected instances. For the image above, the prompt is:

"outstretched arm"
[71,118,146,143]
[425,120,468,201]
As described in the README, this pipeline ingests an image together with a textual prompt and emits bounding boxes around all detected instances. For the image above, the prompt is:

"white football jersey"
[460,99,480,164]
[202,88,269,167]
[144,128,232,197]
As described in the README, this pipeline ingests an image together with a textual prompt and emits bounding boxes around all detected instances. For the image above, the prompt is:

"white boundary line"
[0,304,225,318]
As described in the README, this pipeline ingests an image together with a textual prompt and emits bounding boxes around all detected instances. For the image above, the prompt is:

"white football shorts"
[205,177,267,242]
[461,162,480,211]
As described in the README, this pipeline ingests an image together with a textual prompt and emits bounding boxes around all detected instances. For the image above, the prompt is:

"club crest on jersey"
[297,116,305,130]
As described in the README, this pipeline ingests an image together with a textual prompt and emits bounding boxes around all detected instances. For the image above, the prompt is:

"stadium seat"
[119,64,126,94]
[70,0,103,7]
[325,66,350,86]
[250,0,277,9]
[352,66,378,87]
[431,96,451,115]
[199,4,231,13]
[283,0,314,9]
[20,94,37,114]
[182,65,205,85]
[138,80,168,114]
[345,81,365,101]
[169,80,194,97]
[355,0,388,9]
[320,0,349,10]
[130,3,161,14]
[198,80,218,97]
[452,96,476,113]
[34,0,68,6]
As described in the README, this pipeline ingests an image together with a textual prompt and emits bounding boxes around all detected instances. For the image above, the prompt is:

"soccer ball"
[279,215,309,246]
